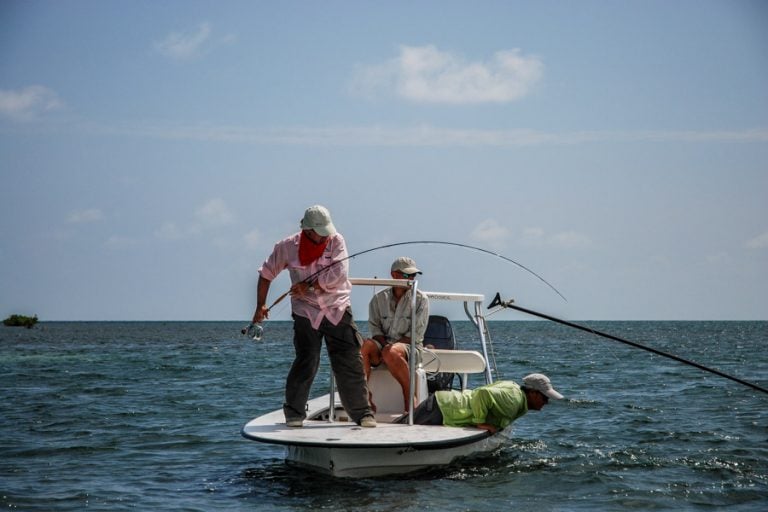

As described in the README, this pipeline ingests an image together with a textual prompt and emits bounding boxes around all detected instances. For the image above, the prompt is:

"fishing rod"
[333,240,567,302]
[488,293,768,395]
[243,240,566,340]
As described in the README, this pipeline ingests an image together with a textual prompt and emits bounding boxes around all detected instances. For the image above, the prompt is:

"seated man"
[402,373,564,433]
[361,257,429,412]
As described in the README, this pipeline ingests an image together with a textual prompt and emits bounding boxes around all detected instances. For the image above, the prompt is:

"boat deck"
[242,394,490,449]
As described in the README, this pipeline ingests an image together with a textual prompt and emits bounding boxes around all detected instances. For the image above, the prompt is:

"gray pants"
[398,393,444,425]
[284,310,372,424]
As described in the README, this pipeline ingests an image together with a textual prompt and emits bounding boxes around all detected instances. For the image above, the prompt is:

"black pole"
[496,298,768,396]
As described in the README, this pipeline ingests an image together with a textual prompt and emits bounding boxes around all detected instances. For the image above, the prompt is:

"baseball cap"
[523,373,564,400]
[391,256,422,275]
[300,205,336,237]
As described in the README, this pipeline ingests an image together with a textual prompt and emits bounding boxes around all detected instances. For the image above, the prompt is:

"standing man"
[252,205,376,428]
[362,257,429,412]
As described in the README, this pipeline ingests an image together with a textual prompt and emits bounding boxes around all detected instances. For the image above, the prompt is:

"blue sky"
[1,0,766,321]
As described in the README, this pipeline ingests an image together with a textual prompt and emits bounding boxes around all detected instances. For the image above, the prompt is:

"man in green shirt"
[404,373,563,433]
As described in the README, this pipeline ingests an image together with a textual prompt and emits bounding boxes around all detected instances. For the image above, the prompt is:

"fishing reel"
[241,322,264,341]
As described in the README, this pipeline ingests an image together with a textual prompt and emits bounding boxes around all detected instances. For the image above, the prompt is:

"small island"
[3,314,39,328]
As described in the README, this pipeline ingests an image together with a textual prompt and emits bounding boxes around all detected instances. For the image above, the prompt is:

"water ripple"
[1,321,766,511]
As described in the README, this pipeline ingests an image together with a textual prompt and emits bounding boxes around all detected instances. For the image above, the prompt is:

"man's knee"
[382,344,407,366]
[361,339,381,363]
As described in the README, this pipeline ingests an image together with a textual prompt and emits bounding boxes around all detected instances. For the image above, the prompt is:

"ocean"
[1,320,766,511]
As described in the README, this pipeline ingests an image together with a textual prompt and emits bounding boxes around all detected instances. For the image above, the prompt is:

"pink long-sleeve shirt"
[258,232,352,329]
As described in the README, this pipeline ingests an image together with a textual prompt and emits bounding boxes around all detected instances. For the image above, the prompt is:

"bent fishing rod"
[243,240,566,340]
[488,293,768,396]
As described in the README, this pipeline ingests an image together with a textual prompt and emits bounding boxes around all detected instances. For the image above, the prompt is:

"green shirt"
[434,380,528,430]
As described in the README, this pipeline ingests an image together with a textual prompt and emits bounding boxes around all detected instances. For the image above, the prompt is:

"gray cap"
[300,205,336,236]
[523,373,564,400]
[391,256,422,275]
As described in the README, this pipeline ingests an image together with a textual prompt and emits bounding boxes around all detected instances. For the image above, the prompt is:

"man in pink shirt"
[252,205,376,428]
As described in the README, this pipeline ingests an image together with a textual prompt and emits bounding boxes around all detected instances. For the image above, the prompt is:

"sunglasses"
[398,271,416,279]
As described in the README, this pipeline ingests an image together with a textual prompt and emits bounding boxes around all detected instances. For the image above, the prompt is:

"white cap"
[523,373,564,400]
[300,205,336,236]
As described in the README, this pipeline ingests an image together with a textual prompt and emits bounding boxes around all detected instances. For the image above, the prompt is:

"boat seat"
[423,315,457,392]
[368,364,428,415]
[421,349,486,374]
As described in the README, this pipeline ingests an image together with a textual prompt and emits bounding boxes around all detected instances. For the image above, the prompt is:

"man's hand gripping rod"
[240,287,294,341]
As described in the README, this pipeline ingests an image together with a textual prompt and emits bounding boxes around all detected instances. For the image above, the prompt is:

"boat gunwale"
[241,421,494,450]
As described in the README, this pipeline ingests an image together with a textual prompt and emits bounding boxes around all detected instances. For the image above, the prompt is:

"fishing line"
[311,240,568,302]
[244,240,566,340]
[489,294,768,396]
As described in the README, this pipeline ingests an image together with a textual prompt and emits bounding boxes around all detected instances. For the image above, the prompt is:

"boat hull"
[241,394,508,477]
[285,435,505,477]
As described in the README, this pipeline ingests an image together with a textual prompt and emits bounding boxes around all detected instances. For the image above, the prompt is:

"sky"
[1,0,767,321]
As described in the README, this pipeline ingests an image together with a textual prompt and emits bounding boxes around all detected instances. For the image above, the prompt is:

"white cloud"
[155,23,212,60]
[0,85,64,121]
[548,230,592,248]
[104,235,139,248]
[154,221,186,240]
[243,229,261,251]
[155,199,235,241]
[745,231,768,249]
[471,219,510,249]
[706,252,729,263]
[154,22,235,61]
[196,198,235,227]
[67,208,104,223]
[521,227,545,242]
[102,122,768,147]
[520,227,591,248]
[352,45,543,104]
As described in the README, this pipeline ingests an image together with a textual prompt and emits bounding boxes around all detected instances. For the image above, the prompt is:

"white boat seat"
[421,349,486,374]
[368,350,485,416]
[368,364,428,415]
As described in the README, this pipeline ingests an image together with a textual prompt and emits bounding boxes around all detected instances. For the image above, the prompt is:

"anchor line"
[490,294,768,396]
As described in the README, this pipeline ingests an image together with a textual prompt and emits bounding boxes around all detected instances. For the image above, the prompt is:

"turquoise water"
[1,321,766,511]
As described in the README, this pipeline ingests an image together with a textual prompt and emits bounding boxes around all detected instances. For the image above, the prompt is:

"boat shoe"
[359,415,377,428]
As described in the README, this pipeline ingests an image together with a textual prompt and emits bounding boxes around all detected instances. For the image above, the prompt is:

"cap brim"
[544,389,564,400]
[312,224,336,237]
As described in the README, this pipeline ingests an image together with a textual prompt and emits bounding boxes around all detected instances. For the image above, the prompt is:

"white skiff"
[241,277,506,477]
